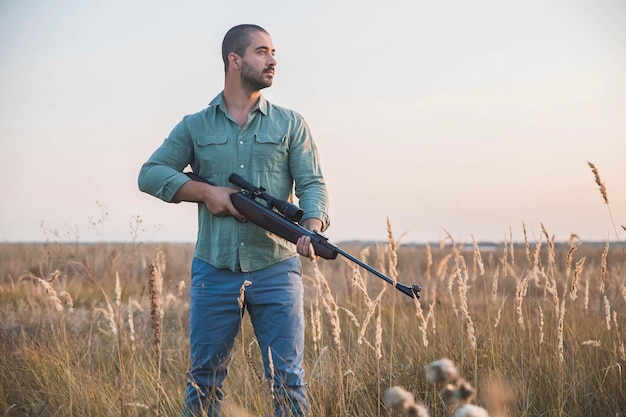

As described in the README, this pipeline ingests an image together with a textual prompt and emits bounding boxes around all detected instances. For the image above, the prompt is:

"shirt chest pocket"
[194,134,231,174]
[252,133,289,173]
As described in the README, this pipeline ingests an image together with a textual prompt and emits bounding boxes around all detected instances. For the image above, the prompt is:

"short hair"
[221,24,270,71]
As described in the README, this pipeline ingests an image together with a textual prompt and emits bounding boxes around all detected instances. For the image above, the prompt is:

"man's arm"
[139,118,243,221]
[285,114,329,257]
[138,120,196,203]
[287,116,330,232]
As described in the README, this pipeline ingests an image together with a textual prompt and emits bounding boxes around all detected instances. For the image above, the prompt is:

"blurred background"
[1,0,624,244]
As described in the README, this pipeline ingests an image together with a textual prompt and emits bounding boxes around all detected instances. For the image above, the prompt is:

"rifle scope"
[229,173,303,223]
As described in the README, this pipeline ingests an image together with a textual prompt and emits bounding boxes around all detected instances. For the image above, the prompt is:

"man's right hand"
[202,185,244,220]
[174,180,246,222]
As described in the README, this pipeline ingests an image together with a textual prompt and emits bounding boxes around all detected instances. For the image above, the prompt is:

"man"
[138,24,329,417]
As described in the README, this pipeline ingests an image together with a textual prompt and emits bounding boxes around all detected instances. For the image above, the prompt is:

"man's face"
[239,31,277,92]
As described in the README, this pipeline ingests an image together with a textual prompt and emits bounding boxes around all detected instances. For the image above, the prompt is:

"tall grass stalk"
[587,162,621,243]
[148,249,164,416]
[386,217,399,392]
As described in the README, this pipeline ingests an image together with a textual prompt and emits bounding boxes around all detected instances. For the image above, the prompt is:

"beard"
[240,60,273,92]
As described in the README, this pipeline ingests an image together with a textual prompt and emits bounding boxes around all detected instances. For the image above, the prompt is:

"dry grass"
[1,230,624,416]
[1,164,624,416]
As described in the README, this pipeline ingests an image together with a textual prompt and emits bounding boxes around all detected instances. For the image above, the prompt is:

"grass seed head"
[587,161,609,204]
[238,280,252,308]
[384,386,430,417]
[177,280,186,296]
[456,378,477,404]
[384,386,415,411]
[454,404,489,417]
[426,358,458,384]
[442,379,477,406]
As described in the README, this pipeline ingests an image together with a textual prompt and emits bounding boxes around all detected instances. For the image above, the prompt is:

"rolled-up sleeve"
[138,119,194,203]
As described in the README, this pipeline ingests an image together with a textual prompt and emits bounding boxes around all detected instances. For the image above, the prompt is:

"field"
[1,221,625,416]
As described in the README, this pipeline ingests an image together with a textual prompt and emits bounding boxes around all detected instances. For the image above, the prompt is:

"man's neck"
[223,84,261,125]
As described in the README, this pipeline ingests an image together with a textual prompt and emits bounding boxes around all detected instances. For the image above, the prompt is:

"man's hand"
[174,180,246,222]
[202,185,244,220]
[297,218,323,260]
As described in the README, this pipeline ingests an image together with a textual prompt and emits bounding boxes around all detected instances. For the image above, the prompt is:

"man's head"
[222,24,277,92]
[222,24,270,71]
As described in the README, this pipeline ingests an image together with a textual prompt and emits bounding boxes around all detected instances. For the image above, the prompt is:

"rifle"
[185,172,421,299]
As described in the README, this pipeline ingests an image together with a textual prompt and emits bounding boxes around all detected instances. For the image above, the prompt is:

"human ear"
[228,52,241,70]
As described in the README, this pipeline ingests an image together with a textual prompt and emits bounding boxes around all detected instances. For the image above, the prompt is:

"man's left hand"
[297,218,323,260]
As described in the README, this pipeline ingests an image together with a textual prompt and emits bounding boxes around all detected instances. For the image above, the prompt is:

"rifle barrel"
[334,247,421,298]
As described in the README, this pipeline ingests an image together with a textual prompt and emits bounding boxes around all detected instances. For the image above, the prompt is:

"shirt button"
[240,242,245,246]
[239,140,243,144]
[240,164,245,169]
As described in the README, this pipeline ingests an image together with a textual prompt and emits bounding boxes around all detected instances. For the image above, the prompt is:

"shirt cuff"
[300,211,330,233]
[162,174,191,203]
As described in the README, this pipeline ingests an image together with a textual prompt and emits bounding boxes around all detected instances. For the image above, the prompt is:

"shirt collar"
[209,92,268,116]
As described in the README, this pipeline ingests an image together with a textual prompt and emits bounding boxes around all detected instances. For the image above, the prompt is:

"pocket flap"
[196,134,228,146]
[255,133,287,145]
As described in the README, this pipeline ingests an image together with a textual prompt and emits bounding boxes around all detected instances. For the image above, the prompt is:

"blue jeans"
[183,256,308,417]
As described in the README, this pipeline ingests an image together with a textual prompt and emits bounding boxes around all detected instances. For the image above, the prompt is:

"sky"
[1,0,625,245]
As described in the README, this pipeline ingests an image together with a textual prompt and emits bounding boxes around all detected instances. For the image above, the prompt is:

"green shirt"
[138,93,330,272]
